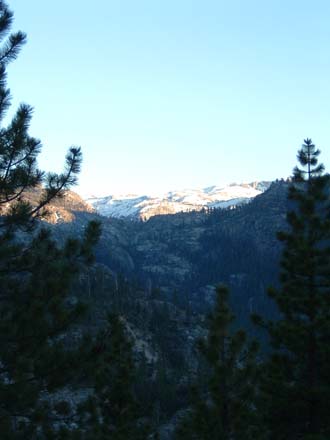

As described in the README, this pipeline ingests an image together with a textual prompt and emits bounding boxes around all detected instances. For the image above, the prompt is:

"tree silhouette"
[256,139,330,439]
[176,285,260,440]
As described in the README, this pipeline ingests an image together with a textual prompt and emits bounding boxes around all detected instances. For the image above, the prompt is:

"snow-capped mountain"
[85,181,272,220]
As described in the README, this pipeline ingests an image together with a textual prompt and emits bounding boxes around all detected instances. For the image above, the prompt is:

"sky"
[6,0,330,196]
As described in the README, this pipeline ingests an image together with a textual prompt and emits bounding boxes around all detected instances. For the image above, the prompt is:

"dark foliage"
[176,285,261,440]
[255,139,330,439]
[76,314,151,440]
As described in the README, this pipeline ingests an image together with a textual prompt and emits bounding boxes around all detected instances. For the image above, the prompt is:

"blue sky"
[7,0,330,196]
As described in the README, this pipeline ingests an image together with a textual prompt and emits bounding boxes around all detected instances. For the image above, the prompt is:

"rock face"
[35,189,95,223]
[0,187,95,224]
[85,181,271,220]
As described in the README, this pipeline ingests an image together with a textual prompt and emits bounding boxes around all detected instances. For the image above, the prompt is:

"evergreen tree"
[0,222,100,439]
[0,2,101,437]
[79,314,151,440]
[175,285,260,440]
[256,139,330,439]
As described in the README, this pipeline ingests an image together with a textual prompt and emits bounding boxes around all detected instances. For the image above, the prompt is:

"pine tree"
[0,2,101,437]
[79,314,151,440]
[0,222,100,439]
[257,139,330,439]
[175,285,260,440]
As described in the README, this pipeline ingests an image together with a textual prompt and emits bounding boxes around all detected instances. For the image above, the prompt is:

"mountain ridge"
[85,181,272,220]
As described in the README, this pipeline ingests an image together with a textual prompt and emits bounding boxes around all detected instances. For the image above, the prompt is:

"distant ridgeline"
[85,181,272,220]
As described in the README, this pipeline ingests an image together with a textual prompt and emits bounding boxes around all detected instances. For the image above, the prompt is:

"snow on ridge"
[85,181,272,220]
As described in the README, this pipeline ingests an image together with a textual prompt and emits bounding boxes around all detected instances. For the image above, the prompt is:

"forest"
[1,2,330,439]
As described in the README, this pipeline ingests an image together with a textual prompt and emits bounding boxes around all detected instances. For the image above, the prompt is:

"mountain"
[34,181,286,324]
[20,181,286,323]
[47,181,288,328]
[85,181,272,220]
[13,180,290,434]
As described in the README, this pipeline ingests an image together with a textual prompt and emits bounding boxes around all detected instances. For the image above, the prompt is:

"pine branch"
[0,30,26,65]
[30,147,82,217]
